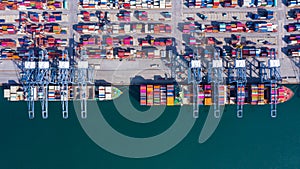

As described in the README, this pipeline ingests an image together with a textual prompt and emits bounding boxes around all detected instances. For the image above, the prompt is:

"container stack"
[29,12,39,22]
[167,85,174,106]
[86,47,102,58]
[206,0,213,8]
[183,23,191,34]
[251,84,258,105]
[231,0,238,7]
[288,48,300,57]
[189,37,196,45]
[0,25,16,35]
[267,10,274,19]
[140,85,147,105]
[76,24,99,34]
[96,0,172,9]
[270,84,277,104]
[166,0,172,8]
[137,11,148,21]
[265,0,274,6]
[48,86,55,101]
[160,86,167,105]
[105,86,112,100]
[223,0,231,7]
[99,0,107,8]
[287,35,300,45]
[0,39,16,48]
[20,0,44,10]
[80,36,101,46]
[288,0,300,6]
[258,84,265,105]
[277,87,285,102]
[213,0,220,7]
[219,85,226,105]
[118,11,131,22]
[204,85,212,105]
[54,86,61,100]
[243,0,254,7]
[9,86,17,101]
[147,85,154,106]
[288,23,300,32]
[139,37,172,47]
[237,86,245,106]
[81,0,96,9]
[229,85,236,104]
[1,50,18,59]
[82,11,91,22]
[98,86,105,101]
[219,23,226,32]
[198,85,204,105]
[153,85,160,105]
[123,36,133,46]
[47,0,63,9]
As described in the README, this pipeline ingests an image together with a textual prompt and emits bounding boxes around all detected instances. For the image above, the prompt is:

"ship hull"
[139,84,294,106]
[3,85,123,101]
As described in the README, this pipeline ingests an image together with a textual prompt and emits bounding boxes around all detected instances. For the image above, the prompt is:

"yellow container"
[204,98,212,105]
[167,96,174,106]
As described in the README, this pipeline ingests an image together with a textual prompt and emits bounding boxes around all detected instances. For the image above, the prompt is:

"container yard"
[0,0,67,10]
[79,0,172,9]
[184,0,276,8]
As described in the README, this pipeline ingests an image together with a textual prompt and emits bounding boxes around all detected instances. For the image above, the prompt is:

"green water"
[1,85,300,169]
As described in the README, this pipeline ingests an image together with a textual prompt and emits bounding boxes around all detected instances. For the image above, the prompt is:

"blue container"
[260,29,268,33]
[56,16,62,21]
[0,54,7,58]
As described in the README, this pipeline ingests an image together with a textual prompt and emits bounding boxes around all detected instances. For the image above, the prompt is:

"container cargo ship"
[139,84,294,106]
[3,85,122,101]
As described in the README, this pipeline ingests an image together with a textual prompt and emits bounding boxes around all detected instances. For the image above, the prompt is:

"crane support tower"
[57,50,70,119]
[208,47,223,118]
[268,49,281,117]
[36,50,51,119]
[20,50,37,119]
[188,53,202,118]
[77,48,94,118]
[228,46,247,118]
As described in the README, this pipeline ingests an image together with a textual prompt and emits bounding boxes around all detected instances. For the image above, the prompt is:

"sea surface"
[0,85,300,169]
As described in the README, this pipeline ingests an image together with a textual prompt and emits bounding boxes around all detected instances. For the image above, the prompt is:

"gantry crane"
[36,50,50,119]
[260,48,281,117]
[228,46,247,118]
[57,50,70,119]
[77,49,94,119]
[188,52,202,118]
[208,47,224,118]
[21,49,36,119]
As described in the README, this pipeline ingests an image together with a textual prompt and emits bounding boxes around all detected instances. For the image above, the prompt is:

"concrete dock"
[0,57,299,85]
